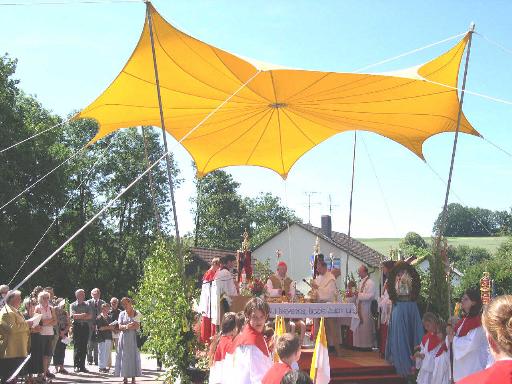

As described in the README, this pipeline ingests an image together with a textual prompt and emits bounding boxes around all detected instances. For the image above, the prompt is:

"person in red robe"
[448,288,488,382]
[224,297,272,383]
[262,333,301,384]
[208,312,236,384]
[199,258,220,343]
[458,294,512,384]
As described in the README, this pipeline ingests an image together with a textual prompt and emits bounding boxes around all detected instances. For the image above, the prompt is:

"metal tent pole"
[345,130,357,288]
[437,22,476,318]
[145,1,182,262]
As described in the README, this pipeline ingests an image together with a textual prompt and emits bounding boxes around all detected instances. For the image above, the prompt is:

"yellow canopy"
[77,4,478,178]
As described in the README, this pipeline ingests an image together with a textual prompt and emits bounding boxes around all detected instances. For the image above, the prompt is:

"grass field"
[358,237,508,257]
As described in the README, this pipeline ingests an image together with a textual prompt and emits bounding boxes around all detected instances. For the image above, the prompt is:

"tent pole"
[140,126,162,235]
[437,23,475,318]
[145,2,182,263]
[345,130,357,289]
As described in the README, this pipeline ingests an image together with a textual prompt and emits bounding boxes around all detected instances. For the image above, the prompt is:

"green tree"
[193,170,248,250]
[244,192,300,247]
[449,245,491,272]
[192,170,300,250]
[0,55,68,290]
[433,203,507,237]
[457,237,512,297]
[400,232,427,249]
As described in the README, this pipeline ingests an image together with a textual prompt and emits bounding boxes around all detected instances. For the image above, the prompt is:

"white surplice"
[352,276,376,348]
[432,348,451,384]
[377,285,391,325]
[314,271,337,302]
[211,269,237,326]
[227,345,272,384]
[452,325,488,382]
[416,338,442,384]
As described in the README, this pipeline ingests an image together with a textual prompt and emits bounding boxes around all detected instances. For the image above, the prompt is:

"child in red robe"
[261,333,301,384]
[208,312,236,384]
[199,258,220,343]
[224,297,272,383]
[458,295,512,384]
[414,312,442,383]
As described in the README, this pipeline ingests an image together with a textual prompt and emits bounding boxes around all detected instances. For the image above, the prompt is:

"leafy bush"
[135,239,200,383]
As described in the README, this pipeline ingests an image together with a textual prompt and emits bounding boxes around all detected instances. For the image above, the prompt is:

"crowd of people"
[0,284,142,384]
[200,255,512,383]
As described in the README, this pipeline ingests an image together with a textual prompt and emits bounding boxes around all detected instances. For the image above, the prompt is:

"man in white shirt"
[312,259,341,355]
[211,255,238,328]
[352,265,376,350]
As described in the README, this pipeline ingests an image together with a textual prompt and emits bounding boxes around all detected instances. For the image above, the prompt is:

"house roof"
[190,247,236,266]
[411,255,464,277]
[253,222,384,268]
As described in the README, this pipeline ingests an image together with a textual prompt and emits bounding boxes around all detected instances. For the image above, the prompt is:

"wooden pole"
[145,1,182,264]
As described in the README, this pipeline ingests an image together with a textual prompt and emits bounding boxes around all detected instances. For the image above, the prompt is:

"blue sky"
[1,0,511,240]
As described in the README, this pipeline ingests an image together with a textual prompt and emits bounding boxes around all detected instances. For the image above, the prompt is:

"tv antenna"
[304,191,321,224]
[328,194,339,216]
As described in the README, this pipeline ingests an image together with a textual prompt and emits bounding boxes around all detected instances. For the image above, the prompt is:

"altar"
[229,295,357,322]
[268,302,357,319]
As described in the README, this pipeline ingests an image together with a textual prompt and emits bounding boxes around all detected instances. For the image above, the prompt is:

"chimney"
[321,215,332,238]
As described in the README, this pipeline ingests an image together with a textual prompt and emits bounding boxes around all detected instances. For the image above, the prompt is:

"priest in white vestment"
[211,254,238,327]
[352,264,376,349]
[311,259,341,355]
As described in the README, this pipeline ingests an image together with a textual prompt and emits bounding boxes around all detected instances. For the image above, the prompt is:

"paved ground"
[49,349,164,383]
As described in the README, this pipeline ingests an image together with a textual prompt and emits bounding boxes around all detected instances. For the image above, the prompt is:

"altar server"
[448,288,488,382]
[198,258,220,343]
[208,312,236,384]
[352,264,376,349]
[458,294,512,384]
[211,255,238,327]
[226,297,272,384]
[415,312,442,384]
[377,260,395,356]
[261,333,301,384]
[432,320,450,384]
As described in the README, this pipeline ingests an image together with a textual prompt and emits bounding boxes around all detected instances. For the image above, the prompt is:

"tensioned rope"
[0,118,70,154]
[8,137,116,286]
[4,69,261,301]
[0,0,140,5]
[353,32,467,73]
[0,143,89,211]
[477,32,512,57]
[424,161,495,237]
[359,134,399,237]
[282,180,294,280]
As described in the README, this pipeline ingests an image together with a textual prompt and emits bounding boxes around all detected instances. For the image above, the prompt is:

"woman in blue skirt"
[115,297,142,384]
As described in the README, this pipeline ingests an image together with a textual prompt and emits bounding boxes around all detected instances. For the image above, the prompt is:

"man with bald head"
[70,289,92,373]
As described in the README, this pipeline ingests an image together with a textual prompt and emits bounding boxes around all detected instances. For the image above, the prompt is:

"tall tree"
[192,170,299,250]
[244,192,300,247]
[192,170,247,250]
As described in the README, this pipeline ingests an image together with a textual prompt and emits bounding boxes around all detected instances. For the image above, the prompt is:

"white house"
[252,215,385,295]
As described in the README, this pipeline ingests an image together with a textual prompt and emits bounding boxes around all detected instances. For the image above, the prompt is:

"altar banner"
[268,303,357,318]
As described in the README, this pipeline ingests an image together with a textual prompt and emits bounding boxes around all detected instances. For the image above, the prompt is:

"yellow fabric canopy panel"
[77,4,478,178]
